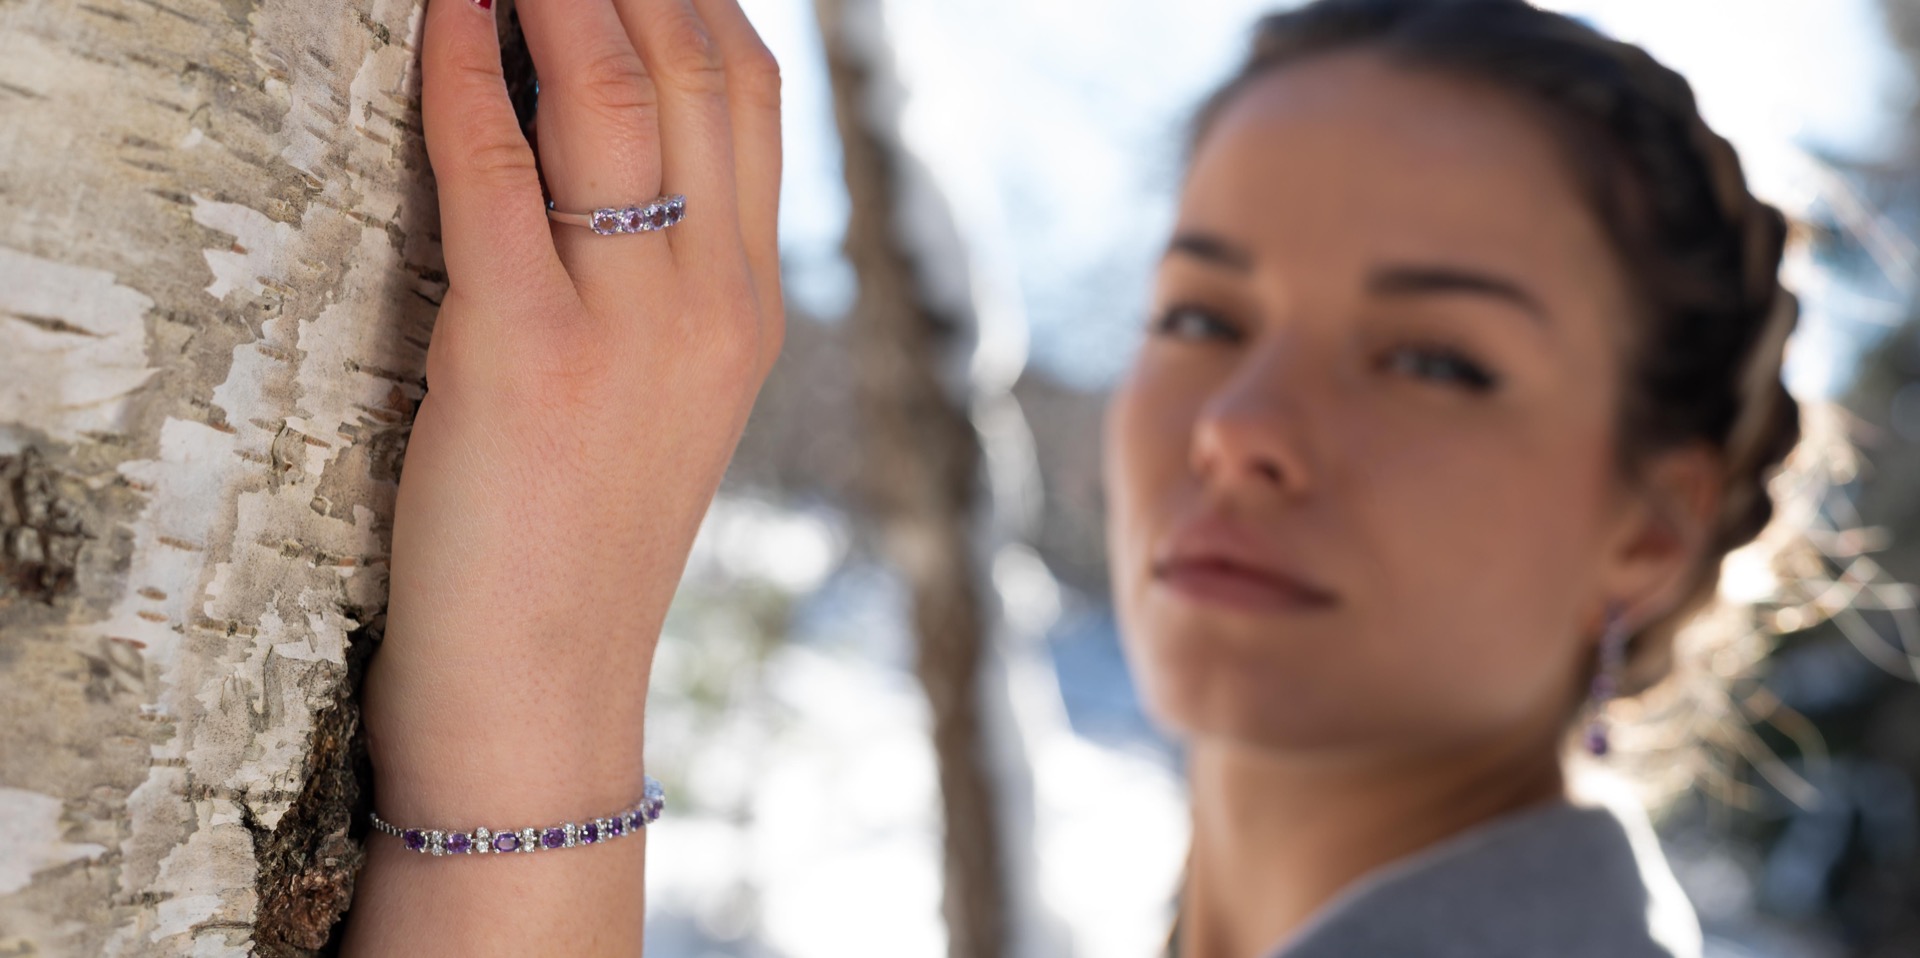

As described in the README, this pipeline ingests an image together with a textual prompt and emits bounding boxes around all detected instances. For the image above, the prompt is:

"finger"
[688,0,783,322]
[516,0,674,294]
[613,0,744,264]
[419,0,568,309]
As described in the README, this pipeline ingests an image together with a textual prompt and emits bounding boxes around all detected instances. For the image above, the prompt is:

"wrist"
[359,632,652,824]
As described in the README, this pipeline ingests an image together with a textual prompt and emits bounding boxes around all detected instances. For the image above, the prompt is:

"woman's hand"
[341,0,781,951]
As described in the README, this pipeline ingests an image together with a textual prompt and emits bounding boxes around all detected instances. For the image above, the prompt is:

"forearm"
[339,389,692,955]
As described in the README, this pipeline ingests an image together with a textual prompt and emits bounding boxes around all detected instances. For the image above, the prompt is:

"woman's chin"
[1127,644,1370,752]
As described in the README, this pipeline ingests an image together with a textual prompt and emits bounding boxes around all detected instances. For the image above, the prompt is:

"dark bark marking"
[119,157,176,175]
[128,0,205,25]
[0,448,89,604]
[139,95,189,115]
[6,312,101,337]
[77,3,134,21]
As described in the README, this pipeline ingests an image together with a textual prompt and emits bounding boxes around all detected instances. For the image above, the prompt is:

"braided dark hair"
[1189,0,1804,695]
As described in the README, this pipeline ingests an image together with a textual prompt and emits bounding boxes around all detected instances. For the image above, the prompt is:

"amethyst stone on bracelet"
[370,775,664,857]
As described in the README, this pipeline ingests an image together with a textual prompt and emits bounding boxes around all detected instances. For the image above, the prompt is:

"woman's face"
[1104,51,1659,756]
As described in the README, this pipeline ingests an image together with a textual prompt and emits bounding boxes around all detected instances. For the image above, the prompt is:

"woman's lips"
[1153,557,1339,613]
[1150,514,1340,613]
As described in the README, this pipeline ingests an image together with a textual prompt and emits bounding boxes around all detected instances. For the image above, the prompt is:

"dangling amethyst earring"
[1585,601,1630,757]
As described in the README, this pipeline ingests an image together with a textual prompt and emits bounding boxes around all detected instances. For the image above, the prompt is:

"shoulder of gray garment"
[1264,799,1703,958]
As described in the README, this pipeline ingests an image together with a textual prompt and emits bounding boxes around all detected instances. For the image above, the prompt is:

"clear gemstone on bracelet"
[474,827,492,854]
[428,830,446,856]
[519,827,539,853]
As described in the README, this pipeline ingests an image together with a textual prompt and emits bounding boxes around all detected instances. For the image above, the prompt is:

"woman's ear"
[1599,443,1725,621]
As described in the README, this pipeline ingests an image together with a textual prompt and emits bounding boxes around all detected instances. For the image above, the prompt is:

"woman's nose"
[1188,355,1314,500]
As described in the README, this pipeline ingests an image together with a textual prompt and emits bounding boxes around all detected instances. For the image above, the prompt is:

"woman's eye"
[1150,304,1240,342]
[1381,345,1500,393]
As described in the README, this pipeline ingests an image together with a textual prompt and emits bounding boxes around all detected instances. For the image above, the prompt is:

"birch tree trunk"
[0,0,461,952]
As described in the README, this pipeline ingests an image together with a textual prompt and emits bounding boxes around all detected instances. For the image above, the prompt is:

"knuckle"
[424,59,537,183]
[565,48,660,119]
[454,128,540,187]
[656,11,727,95]
[693,294,773,380]
[732,46,782,110]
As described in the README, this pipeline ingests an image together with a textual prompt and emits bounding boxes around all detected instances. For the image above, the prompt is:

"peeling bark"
[0,0,454,952]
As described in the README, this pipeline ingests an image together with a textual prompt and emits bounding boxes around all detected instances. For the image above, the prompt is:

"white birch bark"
[0,0,444,953]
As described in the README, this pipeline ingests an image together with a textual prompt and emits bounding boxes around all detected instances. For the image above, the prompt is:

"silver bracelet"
[370,775,664,856]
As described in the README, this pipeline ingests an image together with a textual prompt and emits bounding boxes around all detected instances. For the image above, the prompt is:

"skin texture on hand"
[338,0,783,952]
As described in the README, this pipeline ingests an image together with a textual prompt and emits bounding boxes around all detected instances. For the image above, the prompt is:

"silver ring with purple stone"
[370,775,665,857]
[546,194,687,236]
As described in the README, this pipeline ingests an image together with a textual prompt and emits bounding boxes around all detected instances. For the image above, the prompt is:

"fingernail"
[471,0,492,10]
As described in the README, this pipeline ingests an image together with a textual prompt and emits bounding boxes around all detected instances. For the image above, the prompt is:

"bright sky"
[744,0,1913,400]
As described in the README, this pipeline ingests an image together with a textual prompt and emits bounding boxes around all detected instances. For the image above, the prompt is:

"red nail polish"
[472,0,492,9]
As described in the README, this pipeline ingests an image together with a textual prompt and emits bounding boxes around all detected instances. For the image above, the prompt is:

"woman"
[340,0,1803,954]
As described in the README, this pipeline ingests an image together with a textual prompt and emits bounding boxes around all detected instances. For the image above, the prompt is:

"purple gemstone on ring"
[445,832,472,854]
[621,208,645,232]
[581,822,599,844]
[667,196,686,224]
[542,827,566,849]
[591,209,621,234]
[493,831,520,853]
[646,205,668,230]
[402,829,426,851]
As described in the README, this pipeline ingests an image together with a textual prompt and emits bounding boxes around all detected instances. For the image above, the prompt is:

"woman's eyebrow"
[1164,232,1254,273]
[1367,264,1550,324]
